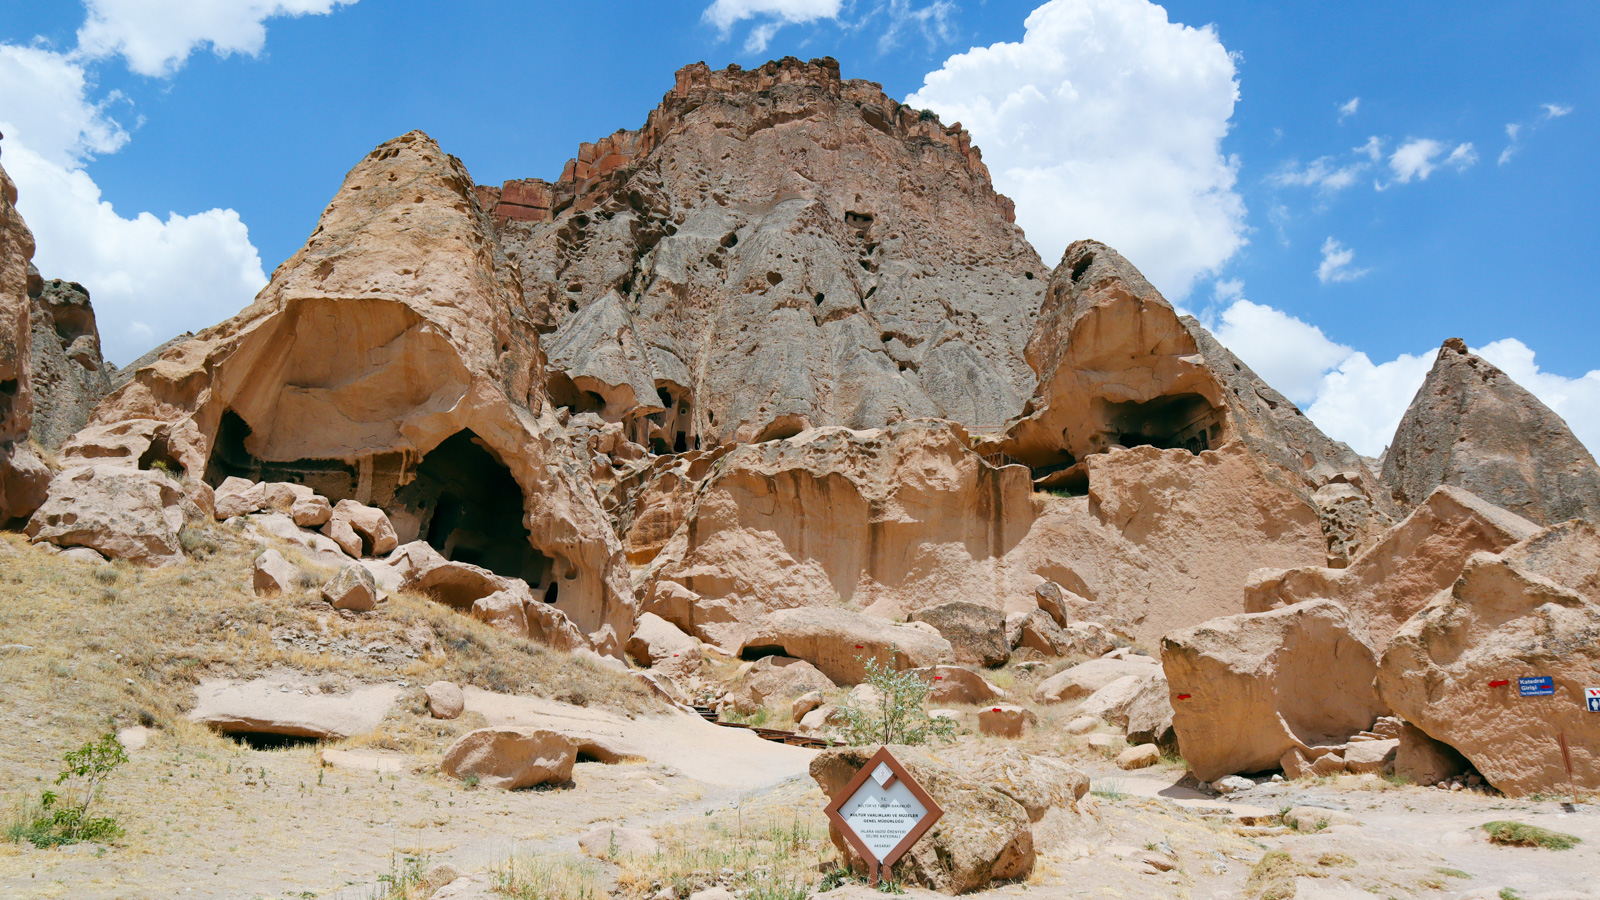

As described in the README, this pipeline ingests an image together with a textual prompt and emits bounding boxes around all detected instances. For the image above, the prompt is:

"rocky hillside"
[0,56,1597,809]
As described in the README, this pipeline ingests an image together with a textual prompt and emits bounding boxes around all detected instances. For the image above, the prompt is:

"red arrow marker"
[1176,694,1192,700]
[1489,680,1509,688]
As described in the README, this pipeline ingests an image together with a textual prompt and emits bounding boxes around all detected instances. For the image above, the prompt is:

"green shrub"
[6,732,128,847]
[838,654,955,746]
[1482,820,1581,850]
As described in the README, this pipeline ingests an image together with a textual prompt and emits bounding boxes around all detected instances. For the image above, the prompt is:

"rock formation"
[27,276,112,450]
[483,57,1045,447]
[1161,599,1387,782]
[0,150,51,523]
[1377,544,1600,795]
[1246,485,1541,652]
[59,131,635,653]
[1383,337,1600,525]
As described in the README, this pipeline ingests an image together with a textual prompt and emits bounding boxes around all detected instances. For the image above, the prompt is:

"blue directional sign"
[1518,676,1555,697]
[1587,688,1600,713]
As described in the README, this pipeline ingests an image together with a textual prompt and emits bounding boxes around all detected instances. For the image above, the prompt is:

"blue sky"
[1,0,1596,455]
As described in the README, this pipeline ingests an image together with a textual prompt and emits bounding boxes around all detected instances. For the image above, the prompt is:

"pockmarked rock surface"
[1383,337,1600,526]
[26,465,191,565]
[27,277,112,452]
[911,601,1008,668]
[1247,486,1541,652]
[0,152,51,523]
[643,422,1031,649]
[486,57,1045,446]
[1376,548,1600,795]
[1033,657,1157,704]
[69,130,636,654]
[1162,599,1387,782]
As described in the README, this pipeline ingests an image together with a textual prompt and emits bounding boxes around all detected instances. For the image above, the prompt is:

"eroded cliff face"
[0,152,51,524]
[27,276,112,452]
[65,132,635,653]
[481,57,1046,450]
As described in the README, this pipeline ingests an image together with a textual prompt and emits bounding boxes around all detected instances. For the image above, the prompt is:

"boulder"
[954,747,1089,821]
[1246,486,1541,651]
[730,656,836,713]
[1009,609,1068,657]
[440,727,577,790]
[791,690,825,721]
[1376,550,1600,795]
[1115,744,1161,770]
[1210,775,1255,795]
[322,500,398,559]
[625,612,702,677]
[1123,672,1176,748]
[978,705,1035,738]
[26,465,188,566]
[578,825,659,859]
[1343,739,1398,775]
[190,676,402,740]
[1032,581,1077,627]
[1161,600,1387,782]
[1063,622,1115,657]
[737,606,952,684]
[1382,337,1600,526]
[910,665,1004,705]
[214,476,266,520]
[263,481,332,527]
[384,542,588,651]
[811,745,1037,892]
[252,549,300,596]
[1032,657,1158,704]
[471,590,528,636]
[911,602,1009,668]
[322,565,379,612]
[426,681,464,719]
[1064,716,1098,735]
[1074,674,1148,726]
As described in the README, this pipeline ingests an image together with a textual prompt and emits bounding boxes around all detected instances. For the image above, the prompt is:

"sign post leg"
[869,860,880,888]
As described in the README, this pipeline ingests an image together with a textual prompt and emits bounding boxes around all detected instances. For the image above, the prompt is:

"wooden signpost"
[822,747,943,887]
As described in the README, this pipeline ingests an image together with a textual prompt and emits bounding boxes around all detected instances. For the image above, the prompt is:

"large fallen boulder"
[811,745,1038,892]
[1032,656,1158,704]
[1383,337,1600,526]
[189,676,402,740]
[738,607,952,684]
[26,465,190,566]
[910,666,1004,705]
[911,602,1008,668]
[625,612,703,678]
[727,656,836,714]
[1247,486,1540,652]
[1162,600,1386,782]
[440,726,577,790]
[323,499,399,559]
[1377,550,1600,795]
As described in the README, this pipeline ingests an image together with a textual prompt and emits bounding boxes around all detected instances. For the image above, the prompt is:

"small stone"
[791,690,825,721]
[116,726,151,751]
[1086,733,1118,750]
[1115,743,1161,770]
[426,681,464,719]
[1136,851,1176,873]
[252,548,299,596]
[1065,715,1099,735]
[1211,775,1255,795]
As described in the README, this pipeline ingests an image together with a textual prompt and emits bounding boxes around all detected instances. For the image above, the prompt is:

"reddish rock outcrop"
[0,152,51,523]
[1246,486,1541,652]
[65,132,635,653]
[1382,337,1600,526]
[488,58,1045,446]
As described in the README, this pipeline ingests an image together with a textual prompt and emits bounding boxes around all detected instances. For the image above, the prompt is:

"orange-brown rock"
[736,606,952,684]
[1376,549,1600,796]
[489,58,1045,446]
[1162,600,1387,782]
[68,131,635,653]
[1246,486,1541,652]
[642,421,1032,649]
[0,152,50,523]
[1003,241,1392,570]
[25,465,190,565]
[1383,337,1600,526]
[440,726,577,790]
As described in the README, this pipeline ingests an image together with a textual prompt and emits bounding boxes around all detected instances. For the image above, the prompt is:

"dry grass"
[0,527,660,794]
[492,852,606,900]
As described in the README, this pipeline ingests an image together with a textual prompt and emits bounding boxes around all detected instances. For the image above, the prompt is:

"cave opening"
[138,430,183,477]
[221,731,321,750]
[204,409,258,485]
[548,374,606,416]
[397,430,552,587]
[1099,393,1225,454]
[203,409,359,498]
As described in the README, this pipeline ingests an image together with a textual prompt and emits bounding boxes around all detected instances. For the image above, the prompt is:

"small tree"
[8,733,128,847]
[838,653,956,746]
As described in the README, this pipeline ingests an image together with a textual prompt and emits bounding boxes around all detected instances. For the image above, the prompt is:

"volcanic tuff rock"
[1003,240,1392,563]
[1377,548,1600,795]
[64,131,635,653]
[27,276,111,451]
[1162,599,1388,782]
[1383,337,1600,526]
[483,57,1045,448]
[1246,485,1541,652]
[0,152,50,523]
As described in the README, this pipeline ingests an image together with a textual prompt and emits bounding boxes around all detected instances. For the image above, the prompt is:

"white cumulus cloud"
[1387,138,1475,184]
[76,0,357,77]
[906,0,1246,298]
[1338,97,1359,122]
[1316,236,1367,284]
[1302,349,1437,458]
[1210,297,1351,406]
[0,39,267,365]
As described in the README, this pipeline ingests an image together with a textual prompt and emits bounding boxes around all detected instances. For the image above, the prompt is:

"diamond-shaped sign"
[823,748,943,884]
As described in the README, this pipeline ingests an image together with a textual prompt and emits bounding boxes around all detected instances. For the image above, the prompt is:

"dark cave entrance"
[1100,393,1225,454]
[204,409,258,485]
[398,430,552,587]
[203,409,359,499]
